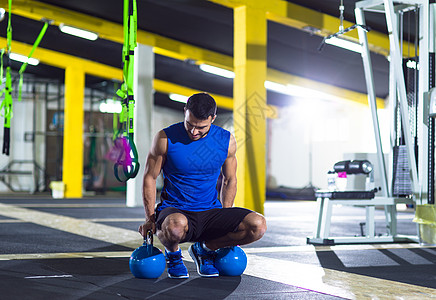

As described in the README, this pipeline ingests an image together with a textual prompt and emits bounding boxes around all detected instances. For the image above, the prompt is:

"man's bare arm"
[220,134,237,208]
[139,130,167,236]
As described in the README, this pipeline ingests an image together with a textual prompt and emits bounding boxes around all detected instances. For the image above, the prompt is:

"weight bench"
[306,190,416,245]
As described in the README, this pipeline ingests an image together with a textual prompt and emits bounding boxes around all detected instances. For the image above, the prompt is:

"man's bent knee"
[158,213,188,243]
[242,212,267,242]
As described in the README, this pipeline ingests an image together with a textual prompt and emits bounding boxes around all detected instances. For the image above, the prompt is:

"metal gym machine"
[308,0,434,245]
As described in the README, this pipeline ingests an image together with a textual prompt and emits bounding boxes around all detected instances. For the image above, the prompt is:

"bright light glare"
[99,99,122,113]
[325,37,362,53]
[264,81,289,94]
[169,93,188,103]
[59,24,98,41]
[199,64,235,78]
[265,80,348,103]
[406,60,419,70]
[9,53,39,66]
[286,84,333,100]
[0,8,5,22]
[197,65,351,103]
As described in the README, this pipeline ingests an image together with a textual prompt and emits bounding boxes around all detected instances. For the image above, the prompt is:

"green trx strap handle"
[113,0,140,182]
[1,63,12,156]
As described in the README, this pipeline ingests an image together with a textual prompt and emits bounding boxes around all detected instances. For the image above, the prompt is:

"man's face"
[184,109,216,141]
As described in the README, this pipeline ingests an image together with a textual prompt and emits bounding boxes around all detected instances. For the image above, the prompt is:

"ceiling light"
[0,8,5,22]
[302,25,321,35]
[265,81,316,98]
[169,93,188,103]
[59,24,98,41]
[199,64,235,78]
[325,36,362,53]
[99,99,122,113]
[9,53,39,66]
[264,81,288,94]
[265,80,348,103]
[286,83,336,100]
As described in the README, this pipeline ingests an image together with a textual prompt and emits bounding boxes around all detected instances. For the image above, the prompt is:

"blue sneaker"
[165,249,189,279]
[188,242,219,277]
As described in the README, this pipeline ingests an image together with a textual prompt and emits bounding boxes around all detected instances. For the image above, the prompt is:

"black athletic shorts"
[155,207,252,243]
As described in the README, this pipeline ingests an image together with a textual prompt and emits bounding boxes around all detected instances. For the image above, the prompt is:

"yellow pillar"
[63,66,85,198]
[233,4,267,214]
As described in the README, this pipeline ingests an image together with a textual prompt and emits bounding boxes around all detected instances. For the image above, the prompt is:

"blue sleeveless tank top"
[157,122,230,212]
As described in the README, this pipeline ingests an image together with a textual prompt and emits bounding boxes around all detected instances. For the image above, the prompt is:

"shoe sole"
[168,273,189,279]
[188,245,219,278]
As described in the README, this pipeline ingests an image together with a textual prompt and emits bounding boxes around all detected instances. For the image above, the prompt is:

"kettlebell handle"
[145,230,153,245]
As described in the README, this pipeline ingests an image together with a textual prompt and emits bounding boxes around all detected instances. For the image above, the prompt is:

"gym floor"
[0,195,435,299]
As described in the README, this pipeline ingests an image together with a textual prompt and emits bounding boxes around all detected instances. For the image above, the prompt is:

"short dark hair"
[185,93,217,119]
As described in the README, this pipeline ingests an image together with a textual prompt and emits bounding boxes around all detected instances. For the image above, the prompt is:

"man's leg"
[188,210,266,277]
[156,212,189,252]
[204,212,267,251]
[156,212,190,279]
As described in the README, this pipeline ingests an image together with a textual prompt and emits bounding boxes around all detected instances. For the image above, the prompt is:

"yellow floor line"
[0,218,144,223]
[1,202,435,298]
[0,251,132,260]
[267,214,413,221]
[1,243,431,261]
[0,203,146,250]
[83,218,144,222]
[243,255,436,299]
[0,203,189,251]
[0,219,26,223]
[14,203,126,208]
[242,243,434,254]
[0,218,145,223]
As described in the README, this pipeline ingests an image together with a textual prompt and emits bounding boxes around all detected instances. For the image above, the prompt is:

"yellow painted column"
[62,66,85,198]
[233,4,267,214]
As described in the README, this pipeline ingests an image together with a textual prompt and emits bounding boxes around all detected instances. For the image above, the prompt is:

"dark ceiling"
[0,0,421,111]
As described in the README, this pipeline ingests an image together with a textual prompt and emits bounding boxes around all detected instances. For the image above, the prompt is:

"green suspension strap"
[110,82,119,140]
[0,49,4,81]
[0,1,49,155]
[0,0,13,155]
[17,21,49,101]
[113,0,140,182]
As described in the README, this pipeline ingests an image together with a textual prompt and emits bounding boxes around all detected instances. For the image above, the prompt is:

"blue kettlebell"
[214,246,247,276]
[129,230,166,279]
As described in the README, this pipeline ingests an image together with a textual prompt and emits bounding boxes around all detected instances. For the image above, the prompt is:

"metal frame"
[355,6,390,198]
[428,4,436,204]
[308,0,430,245]
[307,195,416,245]
[356,0,429,202]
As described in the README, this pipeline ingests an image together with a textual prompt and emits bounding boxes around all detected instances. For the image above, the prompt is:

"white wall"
[0,81,47,193]
[269,98,390,189]
[152,106,183,135]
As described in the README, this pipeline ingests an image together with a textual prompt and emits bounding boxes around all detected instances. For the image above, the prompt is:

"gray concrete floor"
[0,196,435,299]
